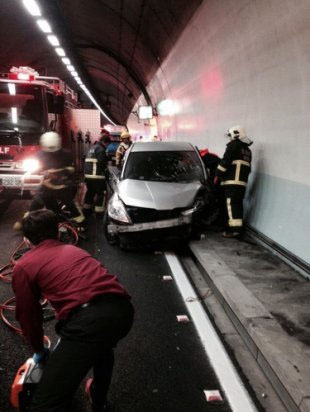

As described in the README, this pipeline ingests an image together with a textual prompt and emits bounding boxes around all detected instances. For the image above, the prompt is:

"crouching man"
[12,210,134,412]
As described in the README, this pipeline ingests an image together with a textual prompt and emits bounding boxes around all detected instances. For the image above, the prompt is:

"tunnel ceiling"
[0,0,202,125]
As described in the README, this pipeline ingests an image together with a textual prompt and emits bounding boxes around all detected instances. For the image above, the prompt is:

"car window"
[123,151,204,183]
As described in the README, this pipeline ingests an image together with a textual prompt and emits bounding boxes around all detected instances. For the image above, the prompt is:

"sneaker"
[85,379,109,412]
[222,231,241,238]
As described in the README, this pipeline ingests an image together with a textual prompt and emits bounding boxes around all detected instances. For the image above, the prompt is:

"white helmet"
[225,125,252,145]
[40,132,62,152]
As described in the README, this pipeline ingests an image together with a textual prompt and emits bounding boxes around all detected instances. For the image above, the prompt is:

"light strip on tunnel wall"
[37,19,52,33]
[55,47,66,57]
[19,0,117,125]
[22,0,41,16]
[47,35,60,46]
[61,57,71,65]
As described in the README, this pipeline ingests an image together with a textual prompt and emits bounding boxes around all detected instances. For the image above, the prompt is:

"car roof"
[131,141,196,152]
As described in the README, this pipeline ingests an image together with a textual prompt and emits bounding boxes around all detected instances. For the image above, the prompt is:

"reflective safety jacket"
[84,142,108,180]
[215,139,252,186]
[115,142,130,166]
[37,149,75,190]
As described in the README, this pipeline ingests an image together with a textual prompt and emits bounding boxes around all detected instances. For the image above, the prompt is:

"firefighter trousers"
[83,178,107,214]
[223,185,246,233]
[29,186,85,224]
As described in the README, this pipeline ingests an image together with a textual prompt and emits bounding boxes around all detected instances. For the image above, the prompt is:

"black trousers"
[83,179,107,213]
[29,186,84,223]
[29,295,134,412]
[224,185,246,233]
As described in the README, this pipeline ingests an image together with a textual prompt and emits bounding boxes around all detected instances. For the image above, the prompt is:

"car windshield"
[0,83,45,133]
[123,150,205,183]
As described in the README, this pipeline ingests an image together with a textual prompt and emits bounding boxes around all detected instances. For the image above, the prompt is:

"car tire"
[103,211,118,245]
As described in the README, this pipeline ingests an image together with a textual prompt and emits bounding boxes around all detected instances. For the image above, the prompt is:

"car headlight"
[22,158,40,173]
[108,193,132,224]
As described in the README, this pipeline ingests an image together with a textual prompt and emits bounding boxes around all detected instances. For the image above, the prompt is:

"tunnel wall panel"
[127,0,310,264]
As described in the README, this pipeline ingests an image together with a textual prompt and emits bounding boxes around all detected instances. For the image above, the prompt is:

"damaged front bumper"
[107,214,192,234]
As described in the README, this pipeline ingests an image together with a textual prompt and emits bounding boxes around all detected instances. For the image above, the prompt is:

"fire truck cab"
[0,66,80,194]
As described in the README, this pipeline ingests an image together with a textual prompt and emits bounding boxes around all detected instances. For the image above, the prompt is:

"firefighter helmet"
[225,125,252,145]
[40,132,62,152]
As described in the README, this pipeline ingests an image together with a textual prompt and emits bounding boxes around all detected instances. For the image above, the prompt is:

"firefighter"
[115,131,132,168]
[214,125,253,238]
[83,131,111,216]
[13,132,85,229]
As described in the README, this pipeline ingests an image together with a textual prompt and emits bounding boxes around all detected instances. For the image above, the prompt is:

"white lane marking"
[165,252,257,412]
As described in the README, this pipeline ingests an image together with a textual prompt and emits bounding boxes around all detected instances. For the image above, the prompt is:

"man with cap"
[115,131,132,169]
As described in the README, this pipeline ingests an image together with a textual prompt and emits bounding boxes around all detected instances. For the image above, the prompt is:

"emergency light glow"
[22,158,40,173]
[16,73,34,81]
[55,48,66,57]
[8,83,16,95]
[22,0,41,16]
[37,19,52,33]
[11,107,18,124]
[47,35,60,47]
[61,57,71,65]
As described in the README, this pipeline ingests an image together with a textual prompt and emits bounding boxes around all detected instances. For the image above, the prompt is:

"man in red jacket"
[12,209,134,412]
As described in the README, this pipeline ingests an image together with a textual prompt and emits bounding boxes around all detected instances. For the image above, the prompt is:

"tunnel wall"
[127,0,310,265]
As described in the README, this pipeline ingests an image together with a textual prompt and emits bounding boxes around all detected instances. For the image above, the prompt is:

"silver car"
[105,141,209,247]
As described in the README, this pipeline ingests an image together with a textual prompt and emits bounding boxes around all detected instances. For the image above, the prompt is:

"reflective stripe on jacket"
[215,139,252,186]
[115,142,129,165]
[84,142,108,179]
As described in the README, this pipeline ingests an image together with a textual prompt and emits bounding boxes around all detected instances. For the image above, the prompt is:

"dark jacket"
[37,149,75,190]
[84,142,108,179]
[215,139,252,186]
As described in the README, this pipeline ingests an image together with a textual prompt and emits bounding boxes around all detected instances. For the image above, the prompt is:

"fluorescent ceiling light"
[61,57,71,65]
[55,48,66,56]
[71,71,78,77]
[37,19,52,33]
[66,65,75,72]
[138,105,153,120]
[8,83,16,95]
[47,35,60,46]
[22,0,41,16]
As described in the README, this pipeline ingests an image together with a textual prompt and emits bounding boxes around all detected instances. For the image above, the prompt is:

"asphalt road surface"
[0,195,232,412]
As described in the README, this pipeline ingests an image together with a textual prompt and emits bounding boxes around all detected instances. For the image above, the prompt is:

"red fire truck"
[0,66,84,195]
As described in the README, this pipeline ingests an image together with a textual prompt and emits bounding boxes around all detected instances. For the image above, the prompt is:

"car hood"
[117,179,203,210]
